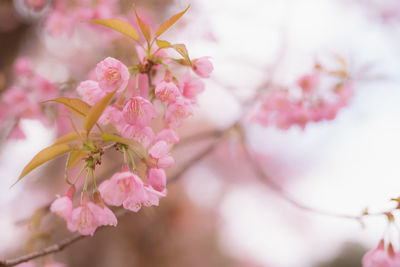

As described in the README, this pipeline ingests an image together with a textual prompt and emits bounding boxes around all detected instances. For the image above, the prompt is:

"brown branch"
[177,130,222,147]
[0,134,223,267]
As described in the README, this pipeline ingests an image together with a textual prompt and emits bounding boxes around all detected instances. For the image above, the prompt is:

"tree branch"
[243,145,386,220]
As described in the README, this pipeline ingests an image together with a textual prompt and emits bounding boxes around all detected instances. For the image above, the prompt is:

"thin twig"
[243,145,377,220]
[176,129,222,148]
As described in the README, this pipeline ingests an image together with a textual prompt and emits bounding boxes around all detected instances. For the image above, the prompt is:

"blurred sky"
[1,0,400,266]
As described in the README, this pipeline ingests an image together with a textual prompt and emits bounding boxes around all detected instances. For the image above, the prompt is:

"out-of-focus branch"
[243,145,389,221]
[177,129,222,147]
[0,132,224,267]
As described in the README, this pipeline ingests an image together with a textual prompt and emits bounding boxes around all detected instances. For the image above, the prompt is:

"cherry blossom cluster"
[253,64,354,130]
[49,38,212,235]
[0,57,65,139]
[44,0,120,36]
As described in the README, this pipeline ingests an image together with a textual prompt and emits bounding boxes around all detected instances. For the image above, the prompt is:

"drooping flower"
[92,191,117,227]
[67,191,116,236]
[362,240,394,267]
[147,168,167,192]
[99,171,139,207]
[148,141,174,168]
[123,182,165,212]
[50,185,75,220]
[181,71,205,100]
[154,128,179,145]
[192,57,213,78]
[123,96,157,128]
[121,125,154,148]
[96,57,129,93]
[98,106,125,131]
[155,81,181,102]
[165,98,193,127]
[76,80,106,105]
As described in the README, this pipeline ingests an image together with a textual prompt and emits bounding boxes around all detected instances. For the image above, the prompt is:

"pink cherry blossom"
[297,73,319,93]
[98,106,124,131]
[123,182,165,212]
[165,98,193,127]
[335,82,354,108]
[45,11,74,36]
[147,168,167,192]
[148,141,174,168]
[362,241,392,267]
[154,128,179,145]
[96,57,130,93]
[123,96,157,128]
[76,80,106,105]
[3,87,33,116]
[155,81,181,102]
[121,125,154,148]
[92,191,117,227]
[181,71,205,100]
[24,0,47,11]
[193,57,213,78]
[67,203,99,236]
[143,185,166,207]
[50,185,75,220]
[13,57,32,76]
[32,75,58,101]
[99,171,139,207]
[67,191,117,236]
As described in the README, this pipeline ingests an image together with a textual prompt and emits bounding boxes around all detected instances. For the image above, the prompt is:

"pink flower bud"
[50,185,75,220]
[193,57,213,78]
[147,168,166,192]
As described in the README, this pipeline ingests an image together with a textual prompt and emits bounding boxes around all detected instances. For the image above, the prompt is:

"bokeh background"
[1,0,400,266]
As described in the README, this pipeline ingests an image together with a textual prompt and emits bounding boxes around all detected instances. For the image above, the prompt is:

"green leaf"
[134,7,152,44]
[155,5,190,38]
[66,150,87,169]
[84,90,117,133]
[90,19,139,41]
[14,144,71,185]
[156,39,171,49]
[45,98,91,118]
